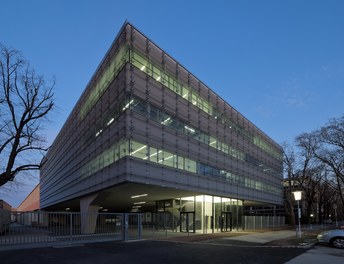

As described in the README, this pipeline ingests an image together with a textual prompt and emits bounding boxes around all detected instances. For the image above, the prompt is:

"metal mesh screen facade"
[40,22,283,212]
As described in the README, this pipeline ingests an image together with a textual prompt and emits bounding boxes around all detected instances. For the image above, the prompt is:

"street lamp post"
[333,204,338,227]
[293,191,302,238]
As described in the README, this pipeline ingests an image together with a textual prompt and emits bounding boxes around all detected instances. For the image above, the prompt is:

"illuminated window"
[131,142,147,159]
[148,147,159,163]
[77,46,283,161]
[80,139,279,195]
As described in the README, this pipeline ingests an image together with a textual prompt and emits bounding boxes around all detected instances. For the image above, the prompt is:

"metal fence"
[0,211,142,249]
[244,215,285,230]
[1,211,287,249]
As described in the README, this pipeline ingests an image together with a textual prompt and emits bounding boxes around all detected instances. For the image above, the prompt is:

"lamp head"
[293,190,302,201]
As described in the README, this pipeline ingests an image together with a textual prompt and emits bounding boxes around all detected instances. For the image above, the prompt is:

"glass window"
[119,141,128,158]
[225,172,233,182]
[161,72,168,85]
[149,147,159,163]
[222,143,229,154]
[209,137,217,148]
[132,51,147,71]
[114,146,119,161]
[160,112,170,124]
[103,149,112,167]
[132,100,147,116]
[181,86,189,99]
[130,49,284,161]
[256,182,263,191]
[191,93,197,106]
[185,158,197,173]
[80,47,128,119]
[90,160,97,175]
[149,107,158,121]
[131,141,147,159]
[177,156,184,170]
[171,79,179,93]
[163,152,174,168]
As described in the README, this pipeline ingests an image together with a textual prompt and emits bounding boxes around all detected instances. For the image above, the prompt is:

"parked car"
[317,228,344,249]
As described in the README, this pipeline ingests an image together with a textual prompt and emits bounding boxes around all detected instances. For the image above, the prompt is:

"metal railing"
[0,211,142,249]
[244,215,285,230]
[1,211,287,249]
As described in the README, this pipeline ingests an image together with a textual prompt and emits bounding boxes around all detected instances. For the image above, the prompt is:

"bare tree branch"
[0,43,54,187]
[315,116,344,216]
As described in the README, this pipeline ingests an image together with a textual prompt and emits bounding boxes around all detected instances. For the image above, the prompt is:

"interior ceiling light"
[131,193,148,199]
[184,126,195,133]
[95,129,103,137]
[133,201,146,205]
[122,99,134,111]
[161,117,171,125]
[107,118,114,126]
[131,145,146,155]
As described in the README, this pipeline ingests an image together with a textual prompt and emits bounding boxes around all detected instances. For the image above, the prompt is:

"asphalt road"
[0,240,307,264]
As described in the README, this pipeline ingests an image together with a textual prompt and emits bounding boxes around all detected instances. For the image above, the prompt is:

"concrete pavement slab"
[285,245,344,264]
[222,230,296,243]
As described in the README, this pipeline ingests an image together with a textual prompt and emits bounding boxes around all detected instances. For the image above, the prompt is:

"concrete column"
[80,193,99,234]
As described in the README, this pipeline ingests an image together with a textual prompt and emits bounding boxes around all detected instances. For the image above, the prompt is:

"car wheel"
[331,237,344,249]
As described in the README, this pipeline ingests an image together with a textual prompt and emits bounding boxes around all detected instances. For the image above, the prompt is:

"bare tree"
[294,132,324,223]
[283,133,325,224]
[284,117,344,223]
[0,43,54,187]
[282,141,296,225]
[316,116,344,218]
[317,174,339,223]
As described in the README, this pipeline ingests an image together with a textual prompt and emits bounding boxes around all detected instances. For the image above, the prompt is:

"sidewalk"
[286,245,344,264]
[220,230,296,243]
[152,229,318,248]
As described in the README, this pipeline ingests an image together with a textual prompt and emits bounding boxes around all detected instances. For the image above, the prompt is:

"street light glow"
[293,190,302,201]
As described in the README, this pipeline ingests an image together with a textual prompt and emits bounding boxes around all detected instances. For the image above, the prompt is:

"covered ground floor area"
[41,182,283,234]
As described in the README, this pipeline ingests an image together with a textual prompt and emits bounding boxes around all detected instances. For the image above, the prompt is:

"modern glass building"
[40,22,283,233]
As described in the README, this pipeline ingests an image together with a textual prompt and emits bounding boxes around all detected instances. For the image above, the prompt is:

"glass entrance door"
[220,212,232,232]
[180,212,195,233]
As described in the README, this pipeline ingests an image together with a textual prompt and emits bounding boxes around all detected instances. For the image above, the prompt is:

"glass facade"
[78,44,282,160]
[153,195,243,233]
[80,139,280,195]
[79,46,130,120]
[80,95,280,180]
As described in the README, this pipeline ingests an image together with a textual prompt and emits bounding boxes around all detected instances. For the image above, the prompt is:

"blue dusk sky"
[1,0,343,207]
